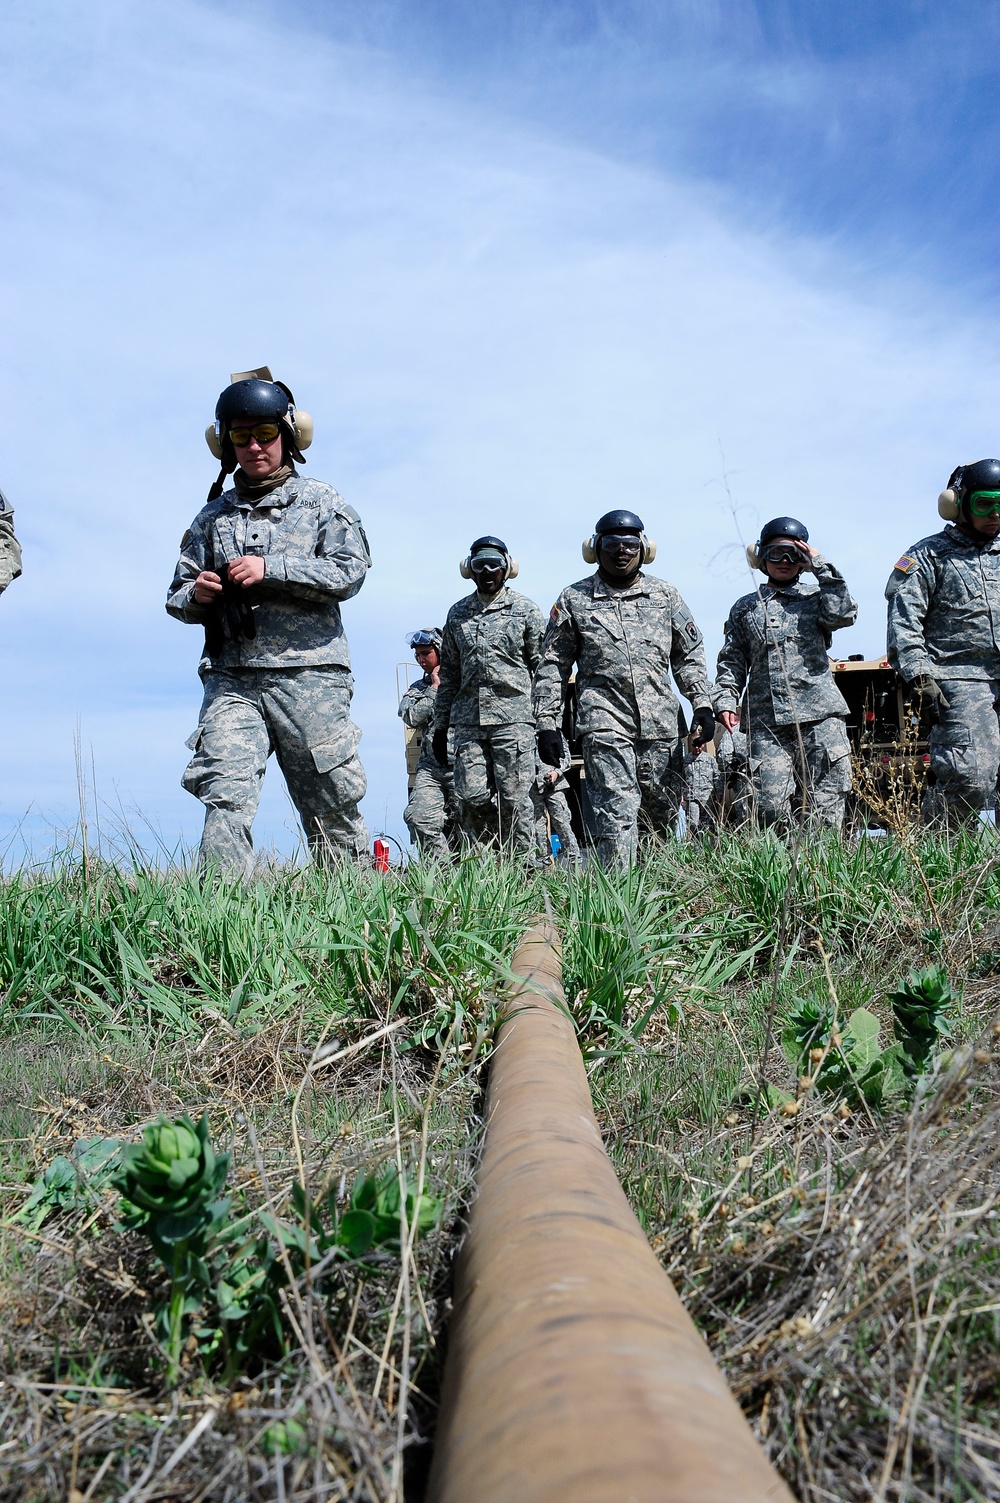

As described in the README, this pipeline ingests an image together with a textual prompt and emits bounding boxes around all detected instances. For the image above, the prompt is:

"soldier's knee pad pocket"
[929,724,978,786]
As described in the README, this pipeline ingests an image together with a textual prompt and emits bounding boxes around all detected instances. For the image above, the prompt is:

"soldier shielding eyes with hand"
[714,516,857,833]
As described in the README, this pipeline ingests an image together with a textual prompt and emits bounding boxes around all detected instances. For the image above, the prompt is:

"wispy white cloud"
[2,0,999,858]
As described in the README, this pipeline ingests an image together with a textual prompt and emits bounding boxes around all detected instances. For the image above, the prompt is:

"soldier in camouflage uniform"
[399,629,454,860]
[529,729,581,866]
[715,726,752,829]
[886,458,1000,826]
[431,536,544,855]
[714,516,857,832]
[167,372,371,873]
[683,738,721,837]
[533,510,714,866]
[0,489,22,596]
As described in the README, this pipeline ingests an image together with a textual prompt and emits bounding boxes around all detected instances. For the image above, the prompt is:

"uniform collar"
[761,574,815,598]
[227,473,300,513]
[475,585,512,612]
[591,570,648,599]
[945,523,1000,553]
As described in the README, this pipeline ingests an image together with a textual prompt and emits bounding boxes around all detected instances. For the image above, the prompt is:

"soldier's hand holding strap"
[432,728,450,765]
[537,729,563,766]
[691,707,716,746]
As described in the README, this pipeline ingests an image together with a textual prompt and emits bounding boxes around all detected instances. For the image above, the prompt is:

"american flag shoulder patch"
[894,553,916,573]
[549,603,561,624]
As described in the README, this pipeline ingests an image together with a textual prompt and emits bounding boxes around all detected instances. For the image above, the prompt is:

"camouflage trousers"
[452,724,536,855]
[182,667,369,873]
[683,749,720,836]
[530,782,581,864]
[404,764,453,860]
[582,732,683,866]
[923,678,1000,827]
[748,715,851,831]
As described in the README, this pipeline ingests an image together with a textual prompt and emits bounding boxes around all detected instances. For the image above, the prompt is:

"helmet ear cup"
[582,537,598,564]
[643,537,656,563]
[746,543,762,570]
[205,424,224,460]
[938,489,960,520]
[507,557,519,579]
[460,557,473,579]
[293,411,314,450]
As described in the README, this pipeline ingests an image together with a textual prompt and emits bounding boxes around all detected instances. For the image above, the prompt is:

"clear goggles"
[470,553,507,573]
[407,630,440,648]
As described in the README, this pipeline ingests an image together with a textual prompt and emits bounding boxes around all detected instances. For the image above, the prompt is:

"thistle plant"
[890,965,954,1076]
[112,1114,230,1384]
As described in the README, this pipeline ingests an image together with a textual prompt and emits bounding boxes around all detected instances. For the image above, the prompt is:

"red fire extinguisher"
[373,838,390,873]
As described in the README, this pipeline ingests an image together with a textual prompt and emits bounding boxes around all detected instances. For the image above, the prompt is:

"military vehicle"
[830,655,932,827]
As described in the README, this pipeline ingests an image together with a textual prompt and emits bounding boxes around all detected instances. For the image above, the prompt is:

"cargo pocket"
[828,753,853,794]
[181,726,206,794]
[928,724,977,787]
[310,723,367,805]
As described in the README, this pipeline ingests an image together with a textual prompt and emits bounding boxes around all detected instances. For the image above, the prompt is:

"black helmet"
[215,377,295,431]
[954,459,1000,499]
[205,370,313,502]
[469,535,510,557]
[595,509,645,536]
[461,535,519,580]
[759,516,809,547]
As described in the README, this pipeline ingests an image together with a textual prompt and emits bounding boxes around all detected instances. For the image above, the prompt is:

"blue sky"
[2,0,999,862]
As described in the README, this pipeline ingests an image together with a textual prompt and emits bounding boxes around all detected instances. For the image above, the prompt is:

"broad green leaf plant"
[780,965,956,1113]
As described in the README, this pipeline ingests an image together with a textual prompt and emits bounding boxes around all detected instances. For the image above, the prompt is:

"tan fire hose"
[427,920,793,1503]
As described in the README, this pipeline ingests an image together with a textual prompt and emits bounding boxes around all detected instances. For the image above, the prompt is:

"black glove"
[432,728,450,765]
[909,675,947,724]
[537,729,563,766]
[690,706,716,747]
[203,563,257,660]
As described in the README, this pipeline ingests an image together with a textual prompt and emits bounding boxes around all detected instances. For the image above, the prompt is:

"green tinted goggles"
[968,490,1000,517]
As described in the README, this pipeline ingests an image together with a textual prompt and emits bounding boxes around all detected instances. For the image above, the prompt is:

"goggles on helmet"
[470,553,507,573]
[228,421,283,448]
[408,630,440,648]
[967,490,1000,517]
[598,532,642,553]
[761,544,804,565]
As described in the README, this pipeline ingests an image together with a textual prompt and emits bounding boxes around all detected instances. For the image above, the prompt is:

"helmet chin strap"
[207,451,236,503]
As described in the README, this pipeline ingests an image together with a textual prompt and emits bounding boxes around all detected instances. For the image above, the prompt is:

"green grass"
[1,835,999,1500]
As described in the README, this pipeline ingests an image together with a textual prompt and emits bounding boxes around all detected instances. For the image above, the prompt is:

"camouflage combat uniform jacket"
[533,572,712,739]
[885,526,1000,682]
[166,473,371,668]
[433,587,545,732]
[0,489,22,594]
[713,558,856,727]
[399,675,447,772]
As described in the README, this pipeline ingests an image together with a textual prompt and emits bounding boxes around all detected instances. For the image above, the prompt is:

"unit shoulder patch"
[684,619,700,642]
[894,553,917,574]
